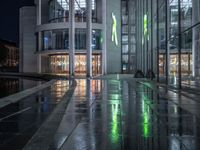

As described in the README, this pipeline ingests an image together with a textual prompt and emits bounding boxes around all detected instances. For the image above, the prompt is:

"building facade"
[0,39,19,70]
[20,0,121,76]
[132,0,200,88]
[20,0,200,87]
[120,0,200,87]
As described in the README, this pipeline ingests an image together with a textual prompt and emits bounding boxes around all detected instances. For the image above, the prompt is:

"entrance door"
[50,55,69,74]
[92,54,102,75]
[75,54,86,75]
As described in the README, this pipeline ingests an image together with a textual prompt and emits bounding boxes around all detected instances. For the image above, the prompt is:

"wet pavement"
[0,76,200,150]
[50,79,200,150]
[0,77,44,98]
[0,80,69,150]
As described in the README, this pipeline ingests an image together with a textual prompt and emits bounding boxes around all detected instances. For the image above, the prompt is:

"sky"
[0,0,34,44]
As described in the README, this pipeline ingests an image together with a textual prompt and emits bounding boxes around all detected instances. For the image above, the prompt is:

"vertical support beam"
[127,0,130,73]
[192,0,199,77]
[37,0,41,25]
[165,0,169,85]
[156,0,159,82]
[69,0,75,77]
[141,0,144,73]
[37,0,42,73]
[145,0,148,73]
[178,0,182,89]
[135,0,138,70]
[37,54,42,73]
[86,0,92,77]
[38,31,42,73]
[102,0,107,74]
[150,0,153,73]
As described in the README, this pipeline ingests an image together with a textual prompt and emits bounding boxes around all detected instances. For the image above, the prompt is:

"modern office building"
[20,0,121,77]
[20,0,200,86]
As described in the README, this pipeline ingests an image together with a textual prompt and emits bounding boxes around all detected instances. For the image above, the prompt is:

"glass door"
[75,54,86,75]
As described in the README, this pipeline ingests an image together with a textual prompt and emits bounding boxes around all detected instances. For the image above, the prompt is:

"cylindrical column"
[178,0,182,89]
[165,0,169,85]
[86,0,92,77]
[37,54,42,73]
[36,0,41,25]
[69,0,75,76]
[102,0,107,74]
[37,0,42,73]
[192,0,200,77]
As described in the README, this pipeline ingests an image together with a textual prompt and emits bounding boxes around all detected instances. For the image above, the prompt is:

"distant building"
[0,39,19,70]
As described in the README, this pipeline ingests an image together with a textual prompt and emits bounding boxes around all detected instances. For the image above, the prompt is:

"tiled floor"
[1,77,200,150]
[50,79,200,150]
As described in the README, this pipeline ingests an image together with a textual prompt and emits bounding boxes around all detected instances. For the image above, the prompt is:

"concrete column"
[38,32,42,73]
[136,0,140,70]
[69,0,75,76]
[37,55,42,73]
[192,0,200,77]
[86,0,92,77]
[37,0,41,25]
[102,0,107,74]
[37,0,42,73]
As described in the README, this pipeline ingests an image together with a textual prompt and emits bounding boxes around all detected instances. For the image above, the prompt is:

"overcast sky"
[0,0,34,43]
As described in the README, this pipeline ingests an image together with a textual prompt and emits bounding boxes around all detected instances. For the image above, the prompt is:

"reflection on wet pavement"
[0,80,69,150]
[52,79,200,150]
[0,77,43,98]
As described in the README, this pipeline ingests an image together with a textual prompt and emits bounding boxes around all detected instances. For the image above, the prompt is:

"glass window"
[181,0,192,31]
[75,29,86,49]
[43,31,52,50]
[42,29,69,50]
[122,45,128,54]
[49,0,69,23]
[74,0,97,22]
[122,55,129,63]
[50,55,69,74]
[92,30,102,50]
[75,29,102,50]
[122,15,128,25]
[122,25,129,34]
[122,35,128,43]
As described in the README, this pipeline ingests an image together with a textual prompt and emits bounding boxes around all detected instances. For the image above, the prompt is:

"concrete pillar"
[38,54,42,73]
[37,0,41,25]
[102,0,107,74]
[86,0,92,77]
[37,0,42,73]
[36,0,42,73]
[192,0,200,77]
[69,0,75,76]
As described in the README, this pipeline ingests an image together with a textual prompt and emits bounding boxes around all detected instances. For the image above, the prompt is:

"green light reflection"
[111,103,120,143]
[112,13,118,46]
[110,94,120,100]
[142,95,150,138]
[144,14,148,36]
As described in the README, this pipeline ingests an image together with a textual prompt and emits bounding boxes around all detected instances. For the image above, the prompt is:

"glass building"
[20,0,200,86]
[20,0,121,77]
[121,0,200,88]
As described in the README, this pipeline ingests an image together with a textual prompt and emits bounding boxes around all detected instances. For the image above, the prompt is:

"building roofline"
[0,38,17,47]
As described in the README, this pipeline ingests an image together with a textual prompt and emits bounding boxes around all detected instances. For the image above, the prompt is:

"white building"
[19,0,122,77]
